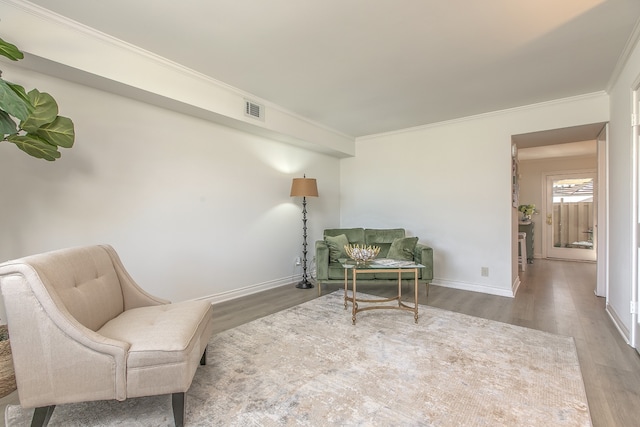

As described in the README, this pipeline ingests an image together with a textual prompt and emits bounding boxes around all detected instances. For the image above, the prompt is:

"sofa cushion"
[325,234,349,263]
[374,271,419,280]
[324,228,365,245]
[328,262,347,280]
[375,243,392,258]
[328,262,375,280]
[387,237,419,261]
[364,228,405,245]
[98,300,213,368]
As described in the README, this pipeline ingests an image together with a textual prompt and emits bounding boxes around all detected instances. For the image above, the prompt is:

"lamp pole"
[297,195,312,288]
[290,176,318,289]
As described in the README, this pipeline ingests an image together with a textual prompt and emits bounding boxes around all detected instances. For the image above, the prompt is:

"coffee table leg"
[414,268,419,323]
[352,269,357,325]
[398,270,402,307]
[344,268,348,309]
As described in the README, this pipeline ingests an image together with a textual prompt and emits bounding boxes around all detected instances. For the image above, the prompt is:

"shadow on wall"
[0,144,93,261]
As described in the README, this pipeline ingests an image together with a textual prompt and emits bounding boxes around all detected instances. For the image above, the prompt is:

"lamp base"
[296,279,314,289]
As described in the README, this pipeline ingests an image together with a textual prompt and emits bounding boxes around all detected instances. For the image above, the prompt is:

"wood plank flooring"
[211,258,640,427]
[1,259,638,426]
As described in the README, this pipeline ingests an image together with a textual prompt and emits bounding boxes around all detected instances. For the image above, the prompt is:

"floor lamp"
[290,176,318,289]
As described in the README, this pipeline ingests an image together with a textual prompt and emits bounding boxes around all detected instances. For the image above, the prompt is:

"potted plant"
[0,33,74,397]
[518,204,537,222]
[0,35,75,160]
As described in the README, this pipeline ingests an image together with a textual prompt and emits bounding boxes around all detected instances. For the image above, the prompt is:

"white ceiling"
[518,140,597,161]
[513,121,605,159]
[23,0,640,138]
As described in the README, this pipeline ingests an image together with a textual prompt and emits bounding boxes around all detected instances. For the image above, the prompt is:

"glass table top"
[340,258,425,269]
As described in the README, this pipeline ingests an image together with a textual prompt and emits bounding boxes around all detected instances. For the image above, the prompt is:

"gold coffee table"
[342,260,424,324]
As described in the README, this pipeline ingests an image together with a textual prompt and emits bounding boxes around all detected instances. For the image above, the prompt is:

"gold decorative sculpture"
[344,244,380,265]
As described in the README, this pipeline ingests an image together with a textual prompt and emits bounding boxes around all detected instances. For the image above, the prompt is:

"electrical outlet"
[295,257,301,266]
[481,267,489,277]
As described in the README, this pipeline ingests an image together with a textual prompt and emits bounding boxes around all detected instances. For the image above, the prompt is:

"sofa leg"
[200,347,207,365]
[172,392,185,427]
[31,405,55,427]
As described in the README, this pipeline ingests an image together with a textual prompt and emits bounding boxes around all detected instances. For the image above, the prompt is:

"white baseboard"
[433,278,515,298]
[194,276,301,305]
[512,275,521,295]
[196,275,516,305]
[606,302,631,345]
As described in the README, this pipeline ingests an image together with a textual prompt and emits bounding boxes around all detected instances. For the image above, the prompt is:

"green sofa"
[315,228,434,296]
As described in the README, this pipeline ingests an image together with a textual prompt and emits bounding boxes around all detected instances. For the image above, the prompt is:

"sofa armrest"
[414,243,433,282]
[315,240,329,281]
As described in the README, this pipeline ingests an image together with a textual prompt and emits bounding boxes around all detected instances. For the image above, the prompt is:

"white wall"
[0,62,341,323]
[0,0,355,159]
[608,33,640,342]
[342,94,608,297]
[0,0,632,337]
[518,155,598,259]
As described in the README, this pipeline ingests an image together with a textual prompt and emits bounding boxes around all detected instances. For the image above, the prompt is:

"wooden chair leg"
[172,392,185,427]
[31,405,55,427]
[200,347,207,365]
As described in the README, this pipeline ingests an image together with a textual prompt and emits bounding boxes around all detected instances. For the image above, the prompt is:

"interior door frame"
[596,125,608,298]
[541,169,597,262]
[631,82,640,350]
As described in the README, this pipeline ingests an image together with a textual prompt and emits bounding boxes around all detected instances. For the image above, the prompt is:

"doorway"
[544,172,597,262]
[512,122,607,296]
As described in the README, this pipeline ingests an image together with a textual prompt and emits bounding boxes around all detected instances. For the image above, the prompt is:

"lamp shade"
[290,178,318,197]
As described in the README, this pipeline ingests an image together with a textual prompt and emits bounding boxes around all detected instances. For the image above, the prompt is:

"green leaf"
[0,79,33,121]
[7,133,61,161]
[37,115,75,148]
[0,110,18,135]
[0,37,24,61]
[21,89,58,132]
[6,82,32,107]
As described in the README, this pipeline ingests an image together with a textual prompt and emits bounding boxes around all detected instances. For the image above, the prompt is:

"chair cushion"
[26,245,125,331]
[98,300,212,368]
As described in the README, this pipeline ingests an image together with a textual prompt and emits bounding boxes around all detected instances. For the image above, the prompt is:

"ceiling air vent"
[244,99,264,121]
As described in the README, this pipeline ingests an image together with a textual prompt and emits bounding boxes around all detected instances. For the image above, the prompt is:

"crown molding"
[607,15,640,92]
[357,91,608,141]
[0,0,355,157]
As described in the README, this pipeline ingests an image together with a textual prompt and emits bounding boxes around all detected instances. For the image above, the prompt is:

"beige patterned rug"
[6,290,591,426]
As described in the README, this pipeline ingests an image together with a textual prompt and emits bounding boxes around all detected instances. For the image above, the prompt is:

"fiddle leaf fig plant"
[0,36,75,161]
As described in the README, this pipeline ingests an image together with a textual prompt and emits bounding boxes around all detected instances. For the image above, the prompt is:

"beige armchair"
[0,245,214,427]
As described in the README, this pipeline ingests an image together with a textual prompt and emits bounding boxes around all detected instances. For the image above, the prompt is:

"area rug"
[5,290,591,426]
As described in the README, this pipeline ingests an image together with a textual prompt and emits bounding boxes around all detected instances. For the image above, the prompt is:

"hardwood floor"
[1,259,638,426]
[212,258,640,426]
[426,260,640,427]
